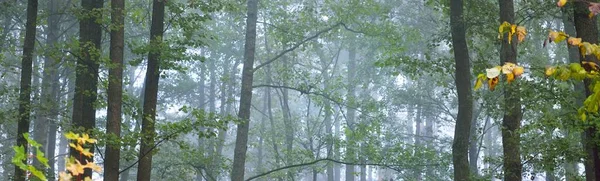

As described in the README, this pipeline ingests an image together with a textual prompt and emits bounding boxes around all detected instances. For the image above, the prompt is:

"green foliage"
[12,133,49,181]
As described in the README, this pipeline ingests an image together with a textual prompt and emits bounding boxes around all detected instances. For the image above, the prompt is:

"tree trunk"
[469,106,481,177]
[104,0,124,180]
[43,0,61,179]
[231,0,258,180]
[70,0,103,179]
[345,48,357,181]
[334,108,341,181]
[414,105,422,181]
[450,0,473,180]
[498,0,523,180]
[14,0,38,180]
[560,8,581,181]
[136,0,165,180]
[573,1,600,180]
[279,86,295,180]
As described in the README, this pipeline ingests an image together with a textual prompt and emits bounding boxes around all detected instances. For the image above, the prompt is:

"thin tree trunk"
[469,106,481,176]
[560,8,580,181]
[498,0,523,180]
[136,0,165,180]
[450,0,473,180]
[414,105,422,181]
[345,48,357,181]
[231,0,258,180]
[104,0,124,179]
[44,0,61,178]
[14,0,38,180]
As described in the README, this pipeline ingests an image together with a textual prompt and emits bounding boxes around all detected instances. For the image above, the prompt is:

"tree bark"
[70,0,103,179]
[104,0,124,180]
[136,0,165,180]
[573,1,600,180]
[450,0,473,180]
[14,0,38,180]
[498,0,523,181]
[231,0,258,180]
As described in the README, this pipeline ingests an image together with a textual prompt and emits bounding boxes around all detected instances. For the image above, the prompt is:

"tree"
[70,0,103,179]
[573,1,600,180]
[498,0,523,180]
[231,0,258,180]
[137,0,165,180]
[450,0,474,180]
[104,0,124,180]
[14,0,38,180]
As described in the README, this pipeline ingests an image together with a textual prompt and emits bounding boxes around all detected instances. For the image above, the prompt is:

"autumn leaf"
[84,162,103,172]
[568,37,582,46]
[548,31,568,43]
[513,66,524,76]
[502,62,516,74]
[59,172,72,181]
[545,66,556,77]
[582,61,600,72]
[580,42,594,56]
[474,74,486,90]
[506,73,515,84]
[486,66,502,78]
[557,0,567,7]
[516,26,526,43]
[66,160,85,176]
[488,77,499,91]
[589,3,600,18]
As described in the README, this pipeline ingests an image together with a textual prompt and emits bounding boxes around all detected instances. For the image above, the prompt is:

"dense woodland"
[4,0,600,180]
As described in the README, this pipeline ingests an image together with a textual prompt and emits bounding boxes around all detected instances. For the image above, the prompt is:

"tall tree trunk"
[280,86,295,180]
[414,105,422,181]
[450,0,473,180]
[498,0,523,180]
[345,48,357,181]
[71,0,103,179]
[14,0,38,180]
[469,106,481,176]
[34,0,61,179]
[136,0,165,180]
[231,0,258,180]
[104,0,124,179]
[334,108,341,181]
[560,8,580,181]
[574,1,600,180]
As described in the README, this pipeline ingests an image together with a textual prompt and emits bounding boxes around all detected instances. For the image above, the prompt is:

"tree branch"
[252,22,342,72]
[245,158,436,181]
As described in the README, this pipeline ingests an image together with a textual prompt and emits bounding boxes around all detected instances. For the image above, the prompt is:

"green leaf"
[36,148,50,168]
[28,165,47,181]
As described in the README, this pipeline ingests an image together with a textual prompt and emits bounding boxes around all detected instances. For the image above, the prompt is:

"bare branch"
[252,22,342,72]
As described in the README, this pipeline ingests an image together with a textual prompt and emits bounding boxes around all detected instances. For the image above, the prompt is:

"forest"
[4,0,600,180]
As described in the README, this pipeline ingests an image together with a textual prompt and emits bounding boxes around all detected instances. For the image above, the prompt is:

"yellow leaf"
[498,22,512,39]
[502,63,516,74]
[488,77,499,91]
[84,177,92,181]
[557,0,567,7]
[80,148,94,158]
[65,132,79,140]
[506,73,515,84]
[84,162,103,172]
[513,66,524,76]
[545,66,556,76]
[568,37,582,46]
[549,31,568,43]
[486,66,502,78]
[474,78,483,90]
[516,26,526,43]
[582,61,600,72]
[66,160,85,176]
[58,172,72,181]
